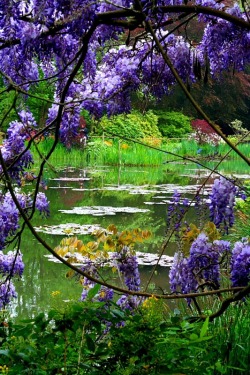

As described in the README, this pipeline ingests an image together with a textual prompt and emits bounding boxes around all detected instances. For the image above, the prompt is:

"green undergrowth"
[1,297,250,374]
[31,137,250,168]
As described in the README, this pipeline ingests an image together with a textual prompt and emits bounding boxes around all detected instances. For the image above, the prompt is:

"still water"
[12,160,250,319]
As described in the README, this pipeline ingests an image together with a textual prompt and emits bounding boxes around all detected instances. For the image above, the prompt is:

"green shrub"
[153,110,192,138]
[96,110,162,140]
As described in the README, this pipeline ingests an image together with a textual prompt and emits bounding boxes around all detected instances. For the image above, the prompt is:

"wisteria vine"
[0,0,249,315]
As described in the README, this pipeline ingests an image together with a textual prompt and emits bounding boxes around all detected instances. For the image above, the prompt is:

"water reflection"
[12,162,250,319]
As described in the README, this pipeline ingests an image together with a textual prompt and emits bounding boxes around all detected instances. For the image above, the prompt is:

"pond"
[11,159,250,320]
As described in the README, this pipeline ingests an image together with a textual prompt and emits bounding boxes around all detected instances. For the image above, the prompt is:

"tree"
[0,0,249,317]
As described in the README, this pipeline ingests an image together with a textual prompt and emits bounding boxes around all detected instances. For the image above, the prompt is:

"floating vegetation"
[45,251,173,267]
[50,177,91,181]
[59,206,151,216]
[34,223,104,235]
[72,183,210,195]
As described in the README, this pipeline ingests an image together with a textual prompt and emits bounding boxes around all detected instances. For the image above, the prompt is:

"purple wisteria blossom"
[0,280,17,309]
[35,193,50,217]
[0,251,24,277]
[97,286,114,303]
[0,193,19,250]
[115,246,141,292]
[231,239,250,287]
[80,260,98,302]
[116,295,141,312]
[209,177,238,233]
[169,233,231,298]
[0,110,38,184]
[166,190,190,231]
[80,247,142,312]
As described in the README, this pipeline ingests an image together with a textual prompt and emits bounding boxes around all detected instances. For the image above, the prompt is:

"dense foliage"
[0,3,250,370]
[97,110,161,140]
[153,110,192,138]
[1,298,250,374]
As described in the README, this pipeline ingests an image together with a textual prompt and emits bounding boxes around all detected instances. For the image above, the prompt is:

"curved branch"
[158,5,250,29]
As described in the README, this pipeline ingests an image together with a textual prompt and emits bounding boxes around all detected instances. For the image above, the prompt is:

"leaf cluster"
[153,110,192,138]
[54,225,152,265]
[97,110,162,140]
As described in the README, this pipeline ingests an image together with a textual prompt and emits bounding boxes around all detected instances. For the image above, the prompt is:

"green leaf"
[189,333,199,341]
[0,349,11,358]
[17,352,30,362]
[87,283,101,300]
[111,309,126,319]
[200,317,209,338]
[85,334,96,352]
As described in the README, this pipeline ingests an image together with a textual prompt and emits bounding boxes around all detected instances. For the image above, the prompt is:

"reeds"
[31,136,250,168]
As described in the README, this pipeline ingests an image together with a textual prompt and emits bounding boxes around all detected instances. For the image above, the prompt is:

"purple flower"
[231,240,250,287]
[35,193,50,217]
[115,246,140,292]
[0,280,17,309]
[0,251,24,277]
[169,234,232,298]
[97,286,114,302]
[209,177,237,233]
[116,295,141,311]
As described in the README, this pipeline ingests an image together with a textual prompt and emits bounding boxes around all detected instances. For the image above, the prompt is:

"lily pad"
[59,206,150,216]
[34,223,104,235]
[50,177,91,181]
[45,250,173,267]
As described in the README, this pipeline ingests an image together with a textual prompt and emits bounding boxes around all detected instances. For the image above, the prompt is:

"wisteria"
[166,190,189,233]
[0,280,17,310]
[114,246,141,292]
[0,0,248,127]
[80,246,141,309]
[170,233,231,297]
[0,251,24,277]
[0,250,24,308]
[209,177,238,233]
[231,239,250,287]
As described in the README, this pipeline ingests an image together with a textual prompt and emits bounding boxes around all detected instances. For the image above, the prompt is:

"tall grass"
[208,301,250,374]
[31,136,250,168]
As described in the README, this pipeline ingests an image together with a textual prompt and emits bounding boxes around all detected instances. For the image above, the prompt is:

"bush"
[1,298,250,374]
[190,119,222,145]
[153,110,192,138]
[96,110,162,140]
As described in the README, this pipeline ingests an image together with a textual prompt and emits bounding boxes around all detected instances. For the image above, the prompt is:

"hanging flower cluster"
[80,245,141,312]
[0,250,24,309]
[231,239,250,287]
[169,233,231,297]
[209,177,238,233]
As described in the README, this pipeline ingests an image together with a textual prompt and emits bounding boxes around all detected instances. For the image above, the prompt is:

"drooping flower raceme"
[169,233,231,297]
[231,239,250,287]
[0,250,24,308]
[114,246,140,292]
[0,189,48,308]
[209,177,238,233]
[80,246,142,312]
[113,246,142,312]
[166,190,190,233]
[0,280,17,310]
[0,251,24,277]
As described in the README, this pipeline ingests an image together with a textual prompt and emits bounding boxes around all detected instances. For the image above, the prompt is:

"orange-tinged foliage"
[54,225,152,264]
